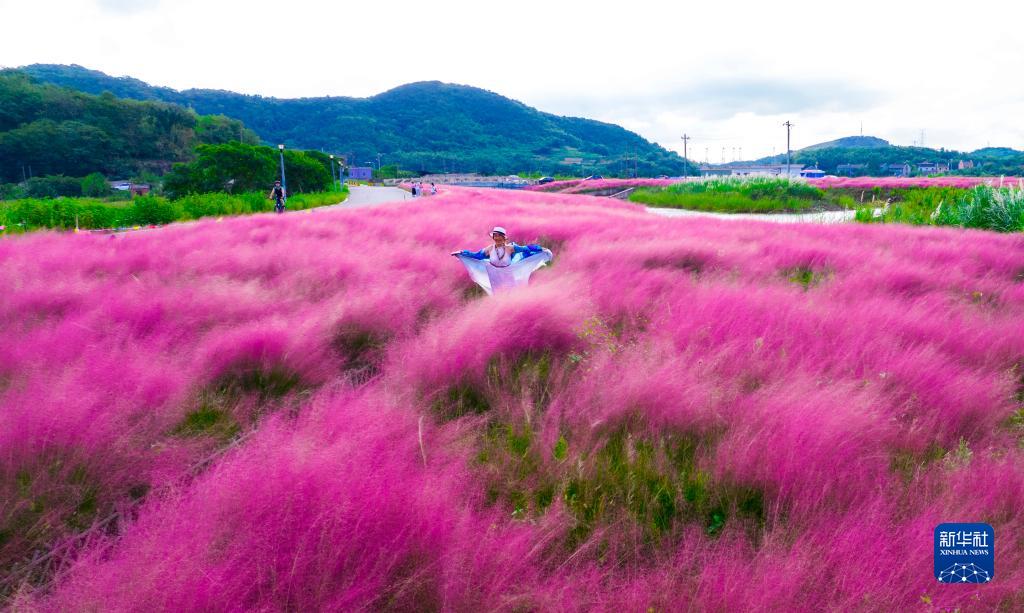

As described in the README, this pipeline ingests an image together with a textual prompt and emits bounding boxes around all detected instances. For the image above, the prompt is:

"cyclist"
[269,180,286,213]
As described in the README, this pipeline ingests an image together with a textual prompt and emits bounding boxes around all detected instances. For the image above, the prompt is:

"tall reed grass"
[858,184,1024,232]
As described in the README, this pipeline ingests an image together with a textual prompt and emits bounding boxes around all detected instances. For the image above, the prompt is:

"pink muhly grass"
[524,178,678,193]
[809,176,1023,190]
[1,186,1022,610]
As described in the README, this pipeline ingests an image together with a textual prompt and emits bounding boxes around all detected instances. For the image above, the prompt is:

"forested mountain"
[20,64,691,176]
[752,135,1024,176]
[0,71,258,182]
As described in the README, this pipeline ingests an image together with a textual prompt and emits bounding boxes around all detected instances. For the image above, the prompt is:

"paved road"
[646,207,859,224]
[341,186,411,208]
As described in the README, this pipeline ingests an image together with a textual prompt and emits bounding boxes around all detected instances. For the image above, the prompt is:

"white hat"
[490,226,507,236]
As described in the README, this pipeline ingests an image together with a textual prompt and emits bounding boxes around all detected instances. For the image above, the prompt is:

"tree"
[162,142,330,197]
[24,175,82,198]
[81,172,110,197]
[0,71,258,182]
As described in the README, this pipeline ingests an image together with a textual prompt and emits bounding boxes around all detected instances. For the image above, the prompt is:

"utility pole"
[329,154,337,190]
[783,121,794,177]
[680,133,691,177]
[277,144,287,202]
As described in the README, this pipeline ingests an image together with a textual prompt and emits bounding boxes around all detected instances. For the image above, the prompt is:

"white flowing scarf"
[456,245,553,295]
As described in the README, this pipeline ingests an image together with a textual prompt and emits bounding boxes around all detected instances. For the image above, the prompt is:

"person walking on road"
[269,180,286,214]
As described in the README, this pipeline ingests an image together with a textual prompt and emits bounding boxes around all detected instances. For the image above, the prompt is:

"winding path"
[340,185,411,208]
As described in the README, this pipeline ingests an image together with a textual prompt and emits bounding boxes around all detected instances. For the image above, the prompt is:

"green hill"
[801,135,890,150]
[0,70,258,182]
[19,64,691,177]
[748,135,1023,176]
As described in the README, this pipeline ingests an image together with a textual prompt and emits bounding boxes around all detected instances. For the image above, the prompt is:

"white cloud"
[0,0,1021,158]
[96,0,160,14]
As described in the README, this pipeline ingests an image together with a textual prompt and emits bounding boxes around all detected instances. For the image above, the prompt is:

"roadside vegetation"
[0,188,347,232]
[0,142,349,233]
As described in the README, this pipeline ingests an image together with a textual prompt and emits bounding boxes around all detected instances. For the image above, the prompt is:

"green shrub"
[24,175,82,198]
[130,195,182,226]
[81,172,111,198]
[0,187,347,232]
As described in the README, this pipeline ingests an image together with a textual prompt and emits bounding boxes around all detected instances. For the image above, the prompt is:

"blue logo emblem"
[935,523,994,583]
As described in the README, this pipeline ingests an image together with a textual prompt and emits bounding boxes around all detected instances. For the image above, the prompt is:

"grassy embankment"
[0,187,348,233]
[629,177,853,213]
[855,184,1024,232]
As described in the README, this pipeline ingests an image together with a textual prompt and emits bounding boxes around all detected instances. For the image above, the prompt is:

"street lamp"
[277,144,287,201]
[338,159,345,186]
[329,154,337,190]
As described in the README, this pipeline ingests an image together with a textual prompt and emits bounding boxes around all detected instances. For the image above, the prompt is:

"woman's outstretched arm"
[451,246,489,259]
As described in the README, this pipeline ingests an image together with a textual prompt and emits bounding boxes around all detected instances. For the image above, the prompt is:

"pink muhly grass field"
[2,187,1024,610]
[523,178,678,193]
[809,176,1022,190]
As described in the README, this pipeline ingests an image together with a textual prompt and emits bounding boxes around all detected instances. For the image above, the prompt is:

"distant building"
[917,161,939,174]
[800,168,826,179]
[836,163,868,176]
[348,166,373,181]
[700,164,804,178]
[884,163,911,177]
[109,180,151,196]
[699,166,732,177]
[732,164,804,178]
[958,160,975,170]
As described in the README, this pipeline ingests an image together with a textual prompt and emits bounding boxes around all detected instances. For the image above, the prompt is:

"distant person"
[411,183,418,197]
[430,182,437,195]
[269,180,286,213]
[451,226,552,295]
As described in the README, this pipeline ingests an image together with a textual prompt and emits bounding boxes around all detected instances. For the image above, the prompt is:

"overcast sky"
[2,0,1022,160]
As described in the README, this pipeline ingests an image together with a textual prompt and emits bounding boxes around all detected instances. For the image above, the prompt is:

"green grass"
[0,186,347,233]
[855,185,1024,232]
[474,413,765,556]
[629,177,826,213]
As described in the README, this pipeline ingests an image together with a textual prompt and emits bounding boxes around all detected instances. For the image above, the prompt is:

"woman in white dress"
[451,227,553,295]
